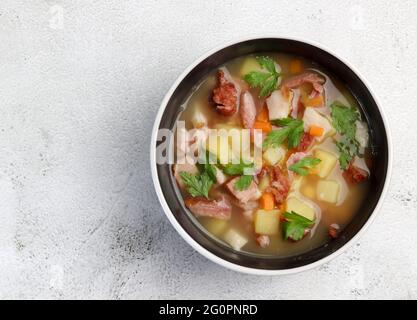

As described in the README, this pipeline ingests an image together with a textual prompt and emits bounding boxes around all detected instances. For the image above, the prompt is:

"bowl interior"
[154,38,389,270]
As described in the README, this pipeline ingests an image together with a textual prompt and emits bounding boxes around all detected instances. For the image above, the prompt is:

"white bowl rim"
[149,35,393,275]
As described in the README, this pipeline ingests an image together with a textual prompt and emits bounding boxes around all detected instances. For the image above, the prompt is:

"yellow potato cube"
[254,209,280,235]
[314,149,338,178]
[239,57,263,76]
[285,197,315,221]
[258,174,270,193]
[317,180,340,204]
[263,147,285,166]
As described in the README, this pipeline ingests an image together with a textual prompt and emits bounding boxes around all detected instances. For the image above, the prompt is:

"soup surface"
[172,52,371,257]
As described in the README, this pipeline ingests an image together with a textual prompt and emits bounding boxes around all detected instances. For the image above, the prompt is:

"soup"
[172,52,371,257]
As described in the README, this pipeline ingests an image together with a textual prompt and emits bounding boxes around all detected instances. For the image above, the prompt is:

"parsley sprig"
[222,162,254,191]
[197,151,217,183]
[330,103,360,169]
[282,211,315,241]
[180,152,217,198]
[263,118,304,149]
[234,175,253,191]
[288,157,321,176]
[222,162,253,176]
[180,171,213,199]
[244,56,281,97]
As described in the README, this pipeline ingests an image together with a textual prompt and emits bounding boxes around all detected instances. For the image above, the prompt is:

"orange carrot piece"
[309,125,324,137]
[256,106,269,122]
[304,95,324,107]
[253,121,272,133]
[289,59,303,74]
[260,192,275,210]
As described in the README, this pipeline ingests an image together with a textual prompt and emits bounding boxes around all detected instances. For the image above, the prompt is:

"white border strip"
[150,35,393,275]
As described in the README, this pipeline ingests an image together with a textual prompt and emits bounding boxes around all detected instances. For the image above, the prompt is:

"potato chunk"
[263,146,285,166]
[254,209,280,235]
[223,228,248,251]
[258,173,270,193]
[314,149,337,178]
[285,197,315,221]
[317,180,340,203]
[239,57,262,76]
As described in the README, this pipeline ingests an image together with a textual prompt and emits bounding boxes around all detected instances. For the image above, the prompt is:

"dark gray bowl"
[150,37,391,274]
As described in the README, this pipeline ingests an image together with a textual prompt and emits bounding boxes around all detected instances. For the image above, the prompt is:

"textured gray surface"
[0,0,416,299]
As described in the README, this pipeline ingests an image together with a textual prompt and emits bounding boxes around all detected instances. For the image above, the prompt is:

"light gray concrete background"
[0,0,416,299]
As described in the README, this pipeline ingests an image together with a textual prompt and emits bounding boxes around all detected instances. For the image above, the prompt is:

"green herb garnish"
[198,151,217,183]
[234,175,254,191]
[288,157,321,176]
[222,162,254,176]
[244,56,281,97]
[282,211,315,241]
[181,151,218,198]
[221,162,254,191]
[330,103,360,169]
[264,118,304,149]
[180,171,213,199]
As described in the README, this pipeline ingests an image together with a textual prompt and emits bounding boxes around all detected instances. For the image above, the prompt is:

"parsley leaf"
[330,103,360,170]
[244,56,281,97]
[286,123,304,149]
[180,171,213,199]
[203,163,217,183]
[222,162,254,176]
[198,151,217,183]
[282,211,315,241]
[221,162,254,191]
[331,103,359,136]
[288,157,321,176]
[262,127,291,148]
[257,56,277,73]
[260,77,278,98]
[234,175,254,191]
[264,118,304,149]
[244,72,270,87]
[335,141,355,170]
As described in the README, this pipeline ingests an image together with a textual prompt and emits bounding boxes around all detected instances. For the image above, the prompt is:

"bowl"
[150,37,392,275]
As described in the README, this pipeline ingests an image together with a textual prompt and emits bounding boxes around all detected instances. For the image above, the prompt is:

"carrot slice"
[253,121,272,133]
[289,59,303,74]
[304,95,324,107]
[260,192,275,210]
[256,106,269,122]
[309,125,324,137]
